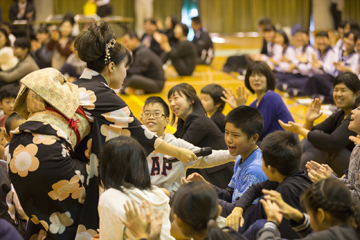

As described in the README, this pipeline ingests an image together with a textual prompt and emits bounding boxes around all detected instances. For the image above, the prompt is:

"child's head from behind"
[173,181,231,240]
[98,136,151,191]
[260,131,300,181]
[141,96,170,137]
[200,84,225,114]
[168,84,203,124]
[301,178,360,232]
[4,112,25,141]
[244,61,276,94]
[0,84,19,116]
[224,106,263,156]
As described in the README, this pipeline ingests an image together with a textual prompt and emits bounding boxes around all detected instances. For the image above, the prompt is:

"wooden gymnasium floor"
[120,36,328,135]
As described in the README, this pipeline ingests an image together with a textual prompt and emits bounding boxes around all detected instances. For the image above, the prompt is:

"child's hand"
[119,200,151,239]
[186,172,208,183]
[225,207,244,231]
[262,189,302,221]
[177,148,197,163]
[91,229,100,240]
[260,198,283,226]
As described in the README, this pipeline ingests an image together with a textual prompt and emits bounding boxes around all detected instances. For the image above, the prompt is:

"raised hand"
[306,98,323,122]
[221,86,248,109]
[278,120,302,134]
[306,161,332,182]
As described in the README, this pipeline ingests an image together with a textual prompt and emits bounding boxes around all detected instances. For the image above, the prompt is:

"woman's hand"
[306,98,323,122]
[262,189,303,222]
[349,135,360,145]
[221,87,248,109]
[225,207,244,231]
[260,198,283,226]
[177,148,197,164]
[306,161,332,182]
[278,120,302,134]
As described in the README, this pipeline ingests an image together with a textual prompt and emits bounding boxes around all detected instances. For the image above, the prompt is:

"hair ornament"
[105,38,117,65]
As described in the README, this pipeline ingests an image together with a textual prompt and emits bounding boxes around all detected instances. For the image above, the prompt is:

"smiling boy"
[140,96,236,195]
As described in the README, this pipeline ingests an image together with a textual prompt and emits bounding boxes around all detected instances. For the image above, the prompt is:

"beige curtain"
[198,0,311,33]
[343,0,360,24]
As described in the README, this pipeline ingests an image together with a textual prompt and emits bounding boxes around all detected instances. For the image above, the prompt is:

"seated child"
[141,96,236,195]
[0,84,19,127]
[187,106,268,217]
[200,84,226,133]
[0,112,26,234]
[98,135,174,240]
[230,131,312,239]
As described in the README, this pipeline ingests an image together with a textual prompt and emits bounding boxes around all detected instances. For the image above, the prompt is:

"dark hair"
[244,61,276,94]
[201,84,226,112]
[177,23,189,36]
[277,29,289,45]
[345,20,360,32]
[260,131,301,176]
[173,182,232,240]
[258,17,272,26]
[178,83,196,94]
[344,30,360,43]
[333,71,360,94]
[225,106,264,140]
[355,95,360,107]
[145,18,157,26]
[339,21,347,29]
[0,28,11,47]
[62,13,75,26]
[168,84,204,125]
[98,136,151,191]
[144,96,170,118]
[168,15,178,30]
[5,112,24,135]
[296,27,309,35]
[0,84,20,102]
[37,26,49,34]
[123,31,139,41]
[301,178,360,232]
[14,37,31,50]
[191,16,202,25]
[315,31,329,38]
[263,24,276,32]
[74,21,132,72]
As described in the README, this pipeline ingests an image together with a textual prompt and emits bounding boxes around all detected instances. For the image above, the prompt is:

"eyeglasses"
[141,111,166,118]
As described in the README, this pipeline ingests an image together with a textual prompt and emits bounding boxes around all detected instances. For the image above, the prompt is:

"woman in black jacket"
[168,84,234,188]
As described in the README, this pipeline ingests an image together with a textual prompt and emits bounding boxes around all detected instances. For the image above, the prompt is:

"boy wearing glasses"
[140,96,236,195]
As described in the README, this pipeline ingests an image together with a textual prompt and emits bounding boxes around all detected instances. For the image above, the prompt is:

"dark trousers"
[223,55,249,72]
[300,138,351,177]
[274,72,310,92]
[303,74,334,98]
[173,59,195,76]
[123,75,164,94]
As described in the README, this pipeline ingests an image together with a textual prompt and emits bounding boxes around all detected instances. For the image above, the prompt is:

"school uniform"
[333,38,343,52]
[175,109,234,189]
[163,40,197,76]
[275,44,296,73]
[147,133,236,194]
[261,42,283,69]
[303,48,360,99]
[122,45,165,93]
[192,27,214,65]
[211,110,225,133]
[212,148,268,216]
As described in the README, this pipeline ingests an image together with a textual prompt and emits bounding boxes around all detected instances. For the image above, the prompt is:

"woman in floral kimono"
[72,21,196,238]
[8,68,92,240]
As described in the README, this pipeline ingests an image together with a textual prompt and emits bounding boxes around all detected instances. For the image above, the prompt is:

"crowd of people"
[1,1,360,240]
